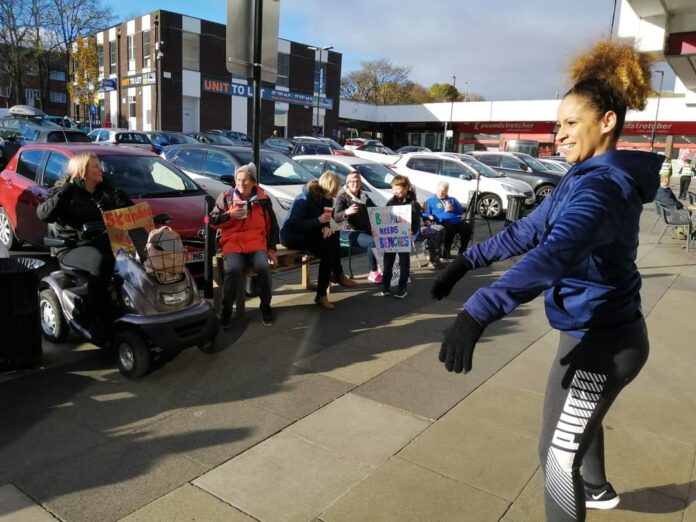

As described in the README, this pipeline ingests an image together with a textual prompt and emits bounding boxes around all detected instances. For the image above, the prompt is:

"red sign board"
[456,121,696,136]
[621,121,696,135]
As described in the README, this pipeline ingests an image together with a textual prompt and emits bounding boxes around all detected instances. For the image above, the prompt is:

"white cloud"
[279,0,614,100]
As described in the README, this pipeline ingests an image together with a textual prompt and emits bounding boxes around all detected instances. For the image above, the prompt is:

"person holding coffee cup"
[281,171,357,310]
[422,181,472,260]
[209,163,279,328]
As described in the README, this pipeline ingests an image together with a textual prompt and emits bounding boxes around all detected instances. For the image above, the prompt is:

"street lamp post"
[650,69,665,152]
[308,45,332,136]
[442,74,456,152]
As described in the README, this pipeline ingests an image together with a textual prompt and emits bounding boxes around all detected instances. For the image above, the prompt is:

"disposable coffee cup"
[323,207,333,218]
[237,200,248,218]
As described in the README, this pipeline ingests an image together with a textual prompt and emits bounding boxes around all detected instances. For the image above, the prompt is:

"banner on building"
[202,77,333,109]
[368,205,412,253]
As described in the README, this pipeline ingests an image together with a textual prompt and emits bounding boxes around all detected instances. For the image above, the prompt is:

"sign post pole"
[252,0,263,172]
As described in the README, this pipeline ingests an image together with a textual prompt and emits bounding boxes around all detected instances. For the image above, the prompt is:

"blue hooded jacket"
[462,150,662,338]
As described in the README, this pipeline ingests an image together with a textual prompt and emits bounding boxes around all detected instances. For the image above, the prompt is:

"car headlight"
[501,183,522,194]
[276,197,294,210]
[160,288,191,306]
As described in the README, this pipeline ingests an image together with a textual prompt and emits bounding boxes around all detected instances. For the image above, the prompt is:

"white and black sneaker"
[393,288,408,299]
[585,482,620,510]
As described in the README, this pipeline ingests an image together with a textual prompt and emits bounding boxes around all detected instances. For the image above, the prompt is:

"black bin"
[505,194,527,226]
[0,256,45,370]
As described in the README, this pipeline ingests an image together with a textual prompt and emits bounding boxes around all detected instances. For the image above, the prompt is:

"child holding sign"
[379,175,421,298]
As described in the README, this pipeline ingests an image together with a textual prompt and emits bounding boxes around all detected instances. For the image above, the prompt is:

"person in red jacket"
[209,163,279,328]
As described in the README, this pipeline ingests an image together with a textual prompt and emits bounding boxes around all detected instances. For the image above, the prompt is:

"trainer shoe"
[219,308,233,330]
[431,260,445,269]
[377,288,392,297]
[585,482,620,510]
[393,288,408,299]
[367,270,383,284]
[260,305,274,326]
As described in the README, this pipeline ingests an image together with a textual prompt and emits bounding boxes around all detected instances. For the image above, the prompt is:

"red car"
[0,144,209,268]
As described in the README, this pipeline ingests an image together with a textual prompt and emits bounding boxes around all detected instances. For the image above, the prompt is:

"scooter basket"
[142,226,185,283]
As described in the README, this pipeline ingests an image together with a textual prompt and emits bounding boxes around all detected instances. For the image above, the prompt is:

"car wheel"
[535,184,555,204]
[0,208,19,250]
[115,331,151,379]
[39,288,69,342]
[477,194,502,219]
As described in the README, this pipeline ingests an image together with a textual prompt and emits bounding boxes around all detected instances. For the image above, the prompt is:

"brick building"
[88,10,342,138]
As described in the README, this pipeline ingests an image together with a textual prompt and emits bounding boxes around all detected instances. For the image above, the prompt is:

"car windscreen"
[519,155,549,171]
[116,132,150,144]
[458,157,503,178]
[62,132,91,143]
[167,133,198,144]
[99,155,202,197]
[230,150,316,185]
[205,134,234,145]
[352,163,394,189]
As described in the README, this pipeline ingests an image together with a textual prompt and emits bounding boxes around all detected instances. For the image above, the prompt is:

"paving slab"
[128,396,294,468]
[217,365,355,421]
[194,433,371,522]
[119,484,255,522]
[319,456,509,522]
[399,409,539,501]
[500,468,544,522]
[15,438,207,522]
[284,394,431,468]
[0,484,56,521]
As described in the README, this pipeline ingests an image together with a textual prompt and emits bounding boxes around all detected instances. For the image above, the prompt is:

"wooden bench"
[212,247,319,318]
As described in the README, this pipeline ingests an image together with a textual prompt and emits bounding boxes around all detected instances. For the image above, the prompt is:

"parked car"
[0,144,210,280]
[263,137,296,155]
[185,132,236,146]
[538,158,570,174]
[390,152,535,219]
[292,141,333,156]
[540,156,573,171]
[161,144,317,225]
[466,151,563,203]
[208,129,252,145]
[344,137,372,149]
[145,131,199,147]
[294,154,435,206]
[395,146,432,154]
[293,136,354,156]
[351,142,401,165]
[87,128,157,153]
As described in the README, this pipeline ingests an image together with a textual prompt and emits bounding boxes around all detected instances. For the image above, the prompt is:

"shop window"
[128,95,136,118]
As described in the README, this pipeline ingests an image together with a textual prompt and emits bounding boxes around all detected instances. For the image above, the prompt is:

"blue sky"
[111,0,622,101]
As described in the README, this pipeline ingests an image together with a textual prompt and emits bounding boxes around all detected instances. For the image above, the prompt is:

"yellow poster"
[102,202,154,256]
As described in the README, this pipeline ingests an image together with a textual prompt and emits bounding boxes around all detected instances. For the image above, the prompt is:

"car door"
[12,148,50,245]
[404,157,442,194]
[199,149,237,197]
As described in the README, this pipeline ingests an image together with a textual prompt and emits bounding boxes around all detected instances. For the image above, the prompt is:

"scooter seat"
[58,262,91,279]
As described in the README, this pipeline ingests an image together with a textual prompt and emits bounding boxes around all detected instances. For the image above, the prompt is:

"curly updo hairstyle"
[566,40,655,140]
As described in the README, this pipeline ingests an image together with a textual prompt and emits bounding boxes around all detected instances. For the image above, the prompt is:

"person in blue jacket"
[422,181,472,259]
[431,41,661,521]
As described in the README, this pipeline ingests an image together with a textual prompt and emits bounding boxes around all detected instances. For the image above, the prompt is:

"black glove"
[430,256,472,300]
[55,181,76,198]
[439,309,484,374]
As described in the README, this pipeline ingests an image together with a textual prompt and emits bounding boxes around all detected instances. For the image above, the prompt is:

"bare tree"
[0,0,32,105]
[341,59,413,104]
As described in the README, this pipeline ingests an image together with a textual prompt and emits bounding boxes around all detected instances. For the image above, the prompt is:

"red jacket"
[209,186,279,256]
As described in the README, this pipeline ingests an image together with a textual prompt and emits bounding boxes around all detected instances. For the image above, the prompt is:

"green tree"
[67,35,98,122]
[428,82,460,102]
[341,59,414,104]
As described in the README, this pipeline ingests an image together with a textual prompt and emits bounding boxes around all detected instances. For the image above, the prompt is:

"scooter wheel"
[197,335,226,354]
[114,331,150,378]
[39,288,69,343]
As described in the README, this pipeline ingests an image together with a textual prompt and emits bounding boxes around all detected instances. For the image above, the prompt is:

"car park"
[292,136,354,156]
[145,130,199,147]
[0,144,210,278]
[466,151,563,203]
[185,132,236,146]
[538,158,569,174]
[263,137,296,155]
[294,154,437,206]
[395,145,431,154]
[292,141,333,156]
[351,142,401,165]
[161,144,317,225]
[390,152,535,218]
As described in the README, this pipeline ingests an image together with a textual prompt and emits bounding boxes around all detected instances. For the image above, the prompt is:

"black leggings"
[678,176,692,199]
[59,245,115,322]
[287,233,344,298]
[539,327,649,521]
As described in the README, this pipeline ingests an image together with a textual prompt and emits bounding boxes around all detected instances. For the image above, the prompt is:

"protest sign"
[368,205,412,253]
[102,202,154,256]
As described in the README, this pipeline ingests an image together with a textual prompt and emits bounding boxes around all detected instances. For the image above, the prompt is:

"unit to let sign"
[368,205,412,253]
[202,76,333,110]
[121,72,157,88]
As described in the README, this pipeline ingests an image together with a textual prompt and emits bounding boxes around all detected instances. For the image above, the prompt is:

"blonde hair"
[566,40,654,139]
[65,153,99,183]
[318,171,341,198]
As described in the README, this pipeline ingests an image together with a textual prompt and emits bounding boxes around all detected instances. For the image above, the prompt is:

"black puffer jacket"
[37,178,133,255]
[333,188,375,234]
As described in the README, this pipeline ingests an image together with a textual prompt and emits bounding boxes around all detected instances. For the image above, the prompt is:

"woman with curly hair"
[431,41,662,520]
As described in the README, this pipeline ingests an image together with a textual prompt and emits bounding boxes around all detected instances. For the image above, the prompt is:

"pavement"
[1,207,695,522]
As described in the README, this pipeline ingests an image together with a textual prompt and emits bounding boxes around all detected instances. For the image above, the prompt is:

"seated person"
[422,181,472,259]
[333,171,381,283]
[209,163,279,328]
[656,175,685,210]
[280,171,357,310]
